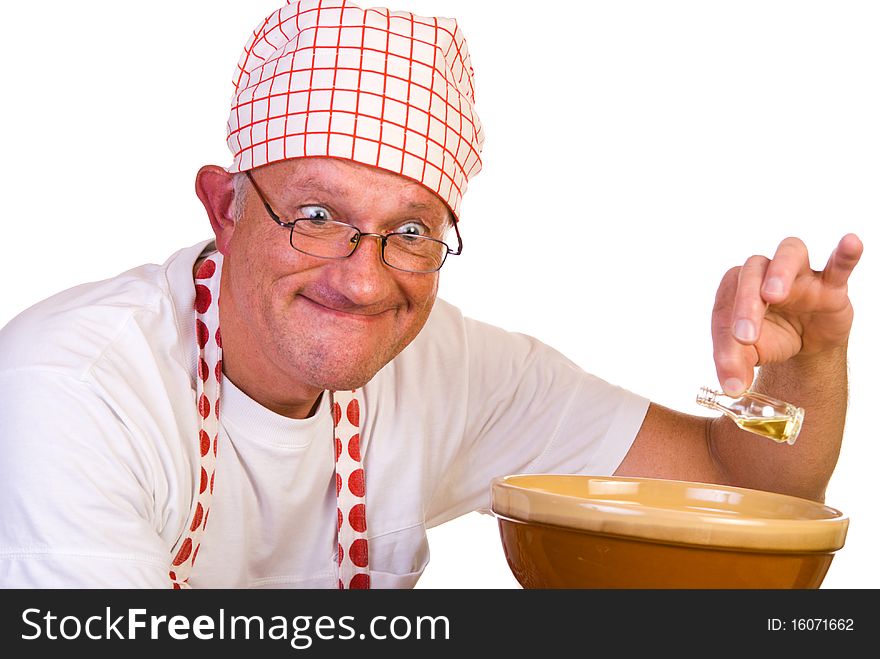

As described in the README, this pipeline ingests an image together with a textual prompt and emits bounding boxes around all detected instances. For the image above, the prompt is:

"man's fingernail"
[763,277,784,297]
[733,319,756,343]
[723,378,745,396]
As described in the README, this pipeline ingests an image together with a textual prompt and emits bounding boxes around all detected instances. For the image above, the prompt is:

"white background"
[0,1,876,589]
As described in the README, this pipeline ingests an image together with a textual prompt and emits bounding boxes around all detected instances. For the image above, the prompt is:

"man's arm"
[708,347,848,500]
[615,234,862,502]
[0,370,175,587]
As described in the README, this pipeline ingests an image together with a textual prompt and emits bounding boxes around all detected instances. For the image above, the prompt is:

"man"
[0,0,863,588]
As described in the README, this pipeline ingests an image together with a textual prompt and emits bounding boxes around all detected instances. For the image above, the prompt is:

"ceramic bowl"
[490,474,848,589]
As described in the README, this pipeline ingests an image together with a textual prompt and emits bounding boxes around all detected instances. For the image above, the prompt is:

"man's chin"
[292,337,416,393]
[307,363,383,394]
[320,376,373,393]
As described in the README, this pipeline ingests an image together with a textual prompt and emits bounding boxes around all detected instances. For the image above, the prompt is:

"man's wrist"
[755,344,848,395]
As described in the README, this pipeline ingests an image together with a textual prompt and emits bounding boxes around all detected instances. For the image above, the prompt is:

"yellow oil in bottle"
[734,416,795,444]
[696,387,804,446]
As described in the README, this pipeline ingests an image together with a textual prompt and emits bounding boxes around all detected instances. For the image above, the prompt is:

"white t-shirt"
[0,240,649,588]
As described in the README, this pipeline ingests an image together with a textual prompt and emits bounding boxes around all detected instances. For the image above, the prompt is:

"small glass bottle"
[696,387,805,445]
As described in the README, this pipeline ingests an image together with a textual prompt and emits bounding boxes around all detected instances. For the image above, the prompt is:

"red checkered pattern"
[226,0,484,218]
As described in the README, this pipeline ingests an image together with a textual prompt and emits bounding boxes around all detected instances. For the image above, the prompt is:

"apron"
[167,251,370,589]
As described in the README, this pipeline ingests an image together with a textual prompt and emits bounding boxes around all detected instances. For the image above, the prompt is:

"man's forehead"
[257,157,451,217]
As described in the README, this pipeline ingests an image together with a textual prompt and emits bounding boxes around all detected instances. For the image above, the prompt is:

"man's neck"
[219,346,325,419]
[215,287,324,420]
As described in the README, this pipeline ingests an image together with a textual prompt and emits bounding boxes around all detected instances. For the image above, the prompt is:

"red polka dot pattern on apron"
[346,399,360,426]
[348,469,366,498]
[169,255,222,589]
[170,252,370,589]
[196,258,216,279]
[348,434,361,461]
[332,389,370,589]
[172,538,192,567]
[349,573,370,589]
[194,285,212,314]
[348,504,367,533]
[195,320,209,349]
[190,503,204,532]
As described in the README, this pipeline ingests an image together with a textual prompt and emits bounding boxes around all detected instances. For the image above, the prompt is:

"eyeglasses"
[244,171,462,274]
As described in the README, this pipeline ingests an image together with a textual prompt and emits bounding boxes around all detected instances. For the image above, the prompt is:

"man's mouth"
[298,294,391,322]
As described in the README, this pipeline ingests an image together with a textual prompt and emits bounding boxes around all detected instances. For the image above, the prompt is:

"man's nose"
[330,233,393,303]
[349,232,384,253]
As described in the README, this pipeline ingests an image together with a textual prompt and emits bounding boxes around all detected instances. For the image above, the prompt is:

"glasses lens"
[384,234,449,273]
[289,220,451,273]
[291,220,358,258]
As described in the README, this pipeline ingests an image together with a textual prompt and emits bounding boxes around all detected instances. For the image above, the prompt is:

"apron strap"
[332,389,370,589]
[170,254,222,588]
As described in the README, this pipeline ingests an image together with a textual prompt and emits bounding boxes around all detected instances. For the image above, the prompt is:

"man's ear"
[195,165,237,255]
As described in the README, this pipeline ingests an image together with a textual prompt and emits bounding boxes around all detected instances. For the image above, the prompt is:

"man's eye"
[393,221,429,238]
[300,206,332,223]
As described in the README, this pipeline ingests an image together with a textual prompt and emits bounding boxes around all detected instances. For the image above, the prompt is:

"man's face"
[220,157,449,394]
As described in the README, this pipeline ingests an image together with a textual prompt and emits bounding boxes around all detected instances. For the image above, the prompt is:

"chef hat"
[227,0,484,219]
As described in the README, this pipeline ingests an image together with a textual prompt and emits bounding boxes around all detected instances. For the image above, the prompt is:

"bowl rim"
[490,474,849,552]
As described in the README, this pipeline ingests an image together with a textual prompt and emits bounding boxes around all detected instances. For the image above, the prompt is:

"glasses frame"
[243,170,462,274]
